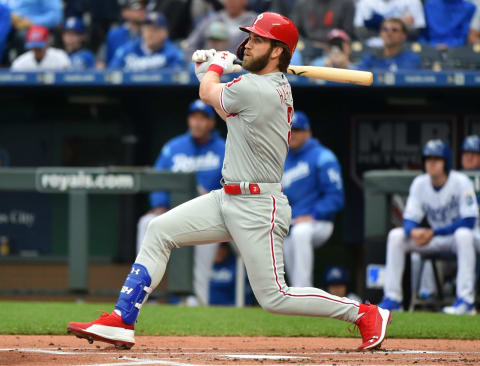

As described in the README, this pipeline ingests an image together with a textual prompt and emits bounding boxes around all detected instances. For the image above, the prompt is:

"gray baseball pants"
[136,185,360,322]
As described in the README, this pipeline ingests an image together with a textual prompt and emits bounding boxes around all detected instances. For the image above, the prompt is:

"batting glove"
[193,49,216,82]
[208,51,242,76]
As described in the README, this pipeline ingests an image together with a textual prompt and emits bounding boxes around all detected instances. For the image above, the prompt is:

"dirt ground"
[1,336,479,366]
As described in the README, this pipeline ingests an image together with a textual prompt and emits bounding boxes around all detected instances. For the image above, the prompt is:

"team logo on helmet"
[253,14,263,25]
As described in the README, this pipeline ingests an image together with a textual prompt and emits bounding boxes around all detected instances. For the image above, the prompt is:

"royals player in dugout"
[67,12,391,351]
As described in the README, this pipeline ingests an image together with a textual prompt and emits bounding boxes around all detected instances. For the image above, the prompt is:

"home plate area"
[1,336,480,365]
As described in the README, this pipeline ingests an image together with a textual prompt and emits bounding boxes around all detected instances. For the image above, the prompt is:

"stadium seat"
[443,45,480,70]
[409,42,445,71]
[350,41,376,64]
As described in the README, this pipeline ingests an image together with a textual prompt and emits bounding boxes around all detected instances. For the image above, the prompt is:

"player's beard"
[243,45,273,72]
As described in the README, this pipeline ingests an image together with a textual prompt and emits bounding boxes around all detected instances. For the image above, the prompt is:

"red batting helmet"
[236,12,299,60]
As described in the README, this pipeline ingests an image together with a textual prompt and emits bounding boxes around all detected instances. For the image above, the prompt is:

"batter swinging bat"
[192,54,373,86]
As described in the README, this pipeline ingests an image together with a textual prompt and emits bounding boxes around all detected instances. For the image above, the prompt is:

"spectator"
[323,266,362,303]
[184,0,257,60]
[292,0,355,49]
[190,0,223,26]
[109,12,184,71]
[354,0,425,47]
[282,111,345,288]
[11,25,71,70]
[311,29,354,68]
[422,0,476,48]
[62,17,95,70]
[0,4,11,63]
[468,0,480,44]
[357,18,421,71]
[87,0,122,55]
[105,0,147,65]
[136,99,225,306]
[270,0,298,17]
[205,21,231,53]
[10,0,63,29]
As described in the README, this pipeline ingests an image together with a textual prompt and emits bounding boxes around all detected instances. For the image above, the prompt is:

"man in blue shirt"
[357,18,421,71]
[62,17,95,70]
[109,12,184,71]
[136,99,225,306]
[105,0,147,65]
[0,4,11,63]
[282,111,345,287]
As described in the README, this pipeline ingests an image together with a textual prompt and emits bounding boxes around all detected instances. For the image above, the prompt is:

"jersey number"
[287,106,293,145]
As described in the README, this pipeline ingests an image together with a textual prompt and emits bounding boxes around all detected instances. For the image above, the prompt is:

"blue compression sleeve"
[403,219,419,237]
[433,217,476,236]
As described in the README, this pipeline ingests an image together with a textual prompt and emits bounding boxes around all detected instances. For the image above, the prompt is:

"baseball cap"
[206,22,230,41]
[324,266,348,286]
[122,0,147,10]
[189,99,215,119]
[63,17,86,34]
[291,111,310,130]
[25,26,49,49]
[462,135,480,153]
[327,29,351,43]
[144,12,168,28]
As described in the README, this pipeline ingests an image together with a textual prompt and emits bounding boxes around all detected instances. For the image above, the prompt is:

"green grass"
[1,301,480,339]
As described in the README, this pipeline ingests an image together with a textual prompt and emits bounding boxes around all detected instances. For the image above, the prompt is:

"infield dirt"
[1,335,479,365]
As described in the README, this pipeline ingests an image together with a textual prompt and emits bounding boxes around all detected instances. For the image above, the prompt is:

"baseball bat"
[193,55,373,86]
[234,60,373,86]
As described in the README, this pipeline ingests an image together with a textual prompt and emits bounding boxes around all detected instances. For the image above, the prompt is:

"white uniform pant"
[136,188,360,323]
[384,227,476,304]
[412,231,480,298]
[137,212,218,305]
[283,221,334,287]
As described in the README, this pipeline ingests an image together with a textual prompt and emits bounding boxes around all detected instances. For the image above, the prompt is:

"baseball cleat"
[442,298,477,315]
[67,311,135,349]
[355,304,392,351]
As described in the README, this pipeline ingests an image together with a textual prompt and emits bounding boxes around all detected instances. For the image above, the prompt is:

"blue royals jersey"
[106,24,139,64]
[150,131,225,208]
[69,49,95,70]
[109,38,184,71]
[358,49,421,72]
[282,138,344,221]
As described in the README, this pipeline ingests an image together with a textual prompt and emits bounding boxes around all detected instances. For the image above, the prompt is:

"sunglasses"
[381,26,402,33]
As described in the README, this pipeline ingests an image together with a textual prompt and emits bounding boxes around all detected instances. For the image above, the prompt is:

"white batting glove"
[192,49,216,82]
[208,51,242,75]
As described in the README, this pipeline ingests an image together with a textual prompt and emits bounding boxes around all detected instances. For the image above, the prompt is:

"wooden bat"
[285,65,373,86]
[193,54,373,86]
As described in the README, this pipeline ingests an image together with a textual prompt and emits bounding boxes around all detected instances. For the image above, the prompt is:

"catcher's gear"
[237,12,299,60]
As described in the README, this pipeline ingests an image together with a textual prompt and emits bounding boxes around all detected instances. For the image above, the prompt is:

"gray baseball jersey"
[219,72,293,184]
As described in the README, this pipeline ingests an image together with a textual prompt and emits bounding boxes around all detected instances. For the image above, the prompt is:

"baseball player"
[413,135,480,301]
[282,110,344,287]
[62,17,95,70]
[135,99,225,306]
[68,12,391,351]
[379,139,478,315]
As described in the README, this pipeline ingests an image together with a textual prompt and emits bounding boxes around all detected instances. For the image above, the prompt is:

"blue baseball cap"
[324,266,348,286]
[144,12,168,28]
[291,111,310,130]
[462,135,480,153]
[63,17,86,34]
[189,99,214,119]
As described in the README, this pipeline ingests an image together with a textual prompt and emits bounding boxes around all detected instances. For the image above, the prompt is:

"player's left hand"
[210,51,242,75]
[413,228,434,246]
[293,215,315,225]
[193,49,216,82]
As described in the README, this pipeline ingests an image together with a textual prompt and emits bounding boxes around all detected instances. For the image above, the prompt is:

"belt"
[223,183,261,195]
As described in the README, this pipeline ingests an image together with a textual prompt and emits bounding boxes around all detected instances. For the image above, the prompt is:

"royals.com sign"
[35,169,139,193]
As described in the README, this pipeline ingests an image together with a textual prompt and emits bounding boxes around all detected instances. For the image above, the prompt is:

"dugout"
[0,69,479,298]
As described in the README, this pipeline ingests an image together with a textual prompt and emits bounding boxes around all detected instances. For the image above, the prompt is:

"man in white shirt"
[11,25,71,71]
[354,0,425,47]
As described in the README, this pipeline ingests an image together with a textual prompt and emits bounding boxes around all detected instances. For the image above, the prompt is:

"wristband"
[208,64,224,76]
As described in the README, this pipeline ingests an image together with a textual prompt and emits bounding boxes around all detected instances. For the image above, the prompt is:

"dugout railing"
[0,167,196,294]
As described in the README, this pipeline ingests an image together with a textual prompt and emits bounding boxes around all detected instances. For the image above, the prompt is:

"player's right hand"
[210,51,242,75]
[193,49,216,82]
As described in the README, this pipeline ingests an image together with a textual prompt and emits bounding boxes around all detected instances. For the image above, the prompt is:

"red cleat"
[67,311,135,349]
[355,304,391,351]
